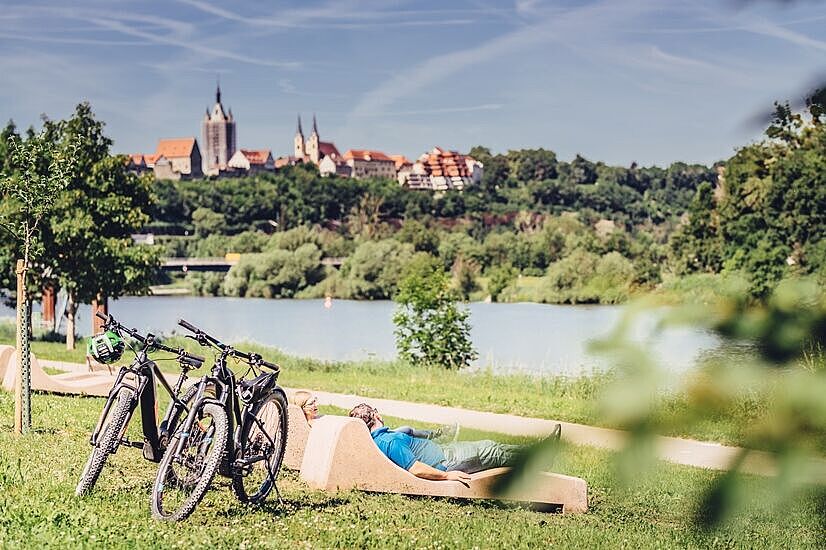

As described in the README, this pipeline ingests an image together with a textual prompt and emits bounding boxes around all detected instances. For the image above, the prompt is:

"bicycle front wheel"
[231,391,289,504]
[151,403,228,521]
[75,386,135,496]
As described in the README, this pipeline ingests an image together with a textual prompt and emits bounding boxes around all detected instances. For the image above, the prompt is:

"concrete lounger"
[0,347,115,397]
[0,345,14,382]
[299,415,588,513]
[285,403,311,470]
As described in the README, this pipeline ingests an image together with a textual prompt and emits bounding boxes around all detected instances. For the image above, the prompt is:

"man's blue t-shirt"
[371,427,446,471]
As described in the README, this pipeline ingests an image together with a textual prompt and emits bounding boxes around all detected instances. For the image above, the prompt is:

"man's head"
[349,403,383,430]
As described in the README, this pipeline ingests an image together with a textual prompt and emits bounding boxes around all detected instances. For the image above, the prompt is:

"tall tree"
[0,128,76,433]
[44,103,161,348]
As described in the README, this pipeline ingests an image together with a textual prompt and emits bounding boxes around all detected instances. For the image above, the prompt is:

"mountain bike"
[75,313,205,496]
[150,319,288,521]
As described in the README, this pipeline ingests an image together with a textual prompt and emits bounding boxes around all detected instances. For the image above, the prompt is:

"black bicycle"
[150,319,288,521]
[75,313,205,496]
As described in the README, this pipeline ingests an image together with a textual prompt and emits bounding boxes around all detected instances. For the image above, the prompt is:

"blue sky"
[1,0,824,167]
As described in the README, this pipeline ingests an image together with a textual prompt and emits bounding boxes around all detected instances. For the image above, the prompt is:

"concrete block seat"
[284,403,311,470]
[1,348,115,397]
[299,415,588,513]
[0,345,15,381]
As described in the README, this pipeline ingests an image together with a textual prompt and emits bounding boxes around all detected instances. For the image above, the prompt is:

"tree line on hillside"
[156,90,826,302]
[149,152,714,236]
[149,141,717,304]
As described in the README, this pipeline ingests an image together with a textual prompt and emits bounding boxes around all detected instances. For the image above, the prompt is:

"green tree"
[191,207,227,238]
[669,182,722,274]
[43,103,161,348]
[717,92,826,297]
[0,128,76,432]
[223,243,324,298]
[486,264,517,302]
[341,239,415,299]
[393,255,477,369]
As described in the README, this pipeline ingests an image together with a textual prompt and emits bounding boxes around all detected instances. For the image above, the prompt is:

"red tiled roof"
[143,153,161,167]
[275,155,305,168]
[319,141,340,158]
[390,155,411,170]
[343,149,393,162]
[419,146,472,177]
[156,137,197,158]
[239,149,272,165]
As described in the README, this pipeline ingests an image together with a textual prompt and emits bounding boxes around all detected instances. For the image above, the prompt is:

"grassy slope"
[6,337,762,446]
[0,392,822,548]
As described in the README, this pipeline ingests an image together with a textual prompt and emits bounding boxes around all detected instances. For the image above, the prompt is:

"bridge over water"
[161,256,344,272]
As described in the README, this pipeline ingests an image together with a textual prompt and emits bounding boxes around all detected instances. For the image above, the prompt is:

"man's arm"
[408,461,471,484]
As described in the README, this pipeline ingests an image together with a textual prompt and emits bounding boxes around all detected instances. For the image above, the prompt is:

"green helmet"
[87,331,125,364]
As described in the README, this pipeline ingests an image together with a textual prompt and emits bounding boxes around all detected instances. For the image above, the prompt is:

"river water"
[2,296,722,377]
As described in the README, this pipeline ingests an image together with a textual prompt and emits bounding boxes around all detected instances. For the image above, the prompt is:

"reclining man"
[349,403,561,484]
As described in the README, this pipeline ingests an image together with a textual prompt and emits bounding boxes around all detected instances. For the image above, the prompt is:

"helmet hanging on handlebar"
[87,331,125,364]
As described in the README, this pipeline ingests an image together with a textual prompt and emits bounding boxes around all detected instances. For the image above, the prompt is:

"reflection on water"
[1,296,722,377]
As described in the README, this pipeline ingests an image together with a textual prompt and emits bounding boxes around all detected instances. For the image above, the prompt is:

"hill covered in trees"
[150,92,825,304]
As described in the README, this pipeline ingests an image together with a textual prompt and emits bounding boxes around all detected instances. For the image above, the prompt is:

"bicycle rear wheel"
[150,403,228,521]
[231,391,288,504]
[75,386,135,496]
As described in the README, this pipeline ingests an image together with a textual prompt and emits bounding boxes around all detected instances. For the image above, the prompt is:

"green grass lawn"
[0,391,822,548]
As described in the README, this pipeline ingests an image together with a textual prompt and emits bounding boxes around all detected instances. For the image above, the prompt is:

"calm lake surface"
[3,297,722,376]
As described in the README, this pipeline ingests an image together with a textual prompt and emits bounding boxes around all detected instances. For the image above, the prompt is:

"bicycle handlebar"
[178,318,279,372]
[97,313,205,368]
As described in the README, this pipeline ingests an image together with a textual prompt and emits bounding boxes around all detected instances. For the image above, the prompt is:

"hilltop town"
[126,85,483,192]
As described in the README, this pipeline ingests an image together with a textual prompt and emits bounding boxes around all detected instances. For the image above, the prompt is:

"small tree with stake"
[393,255,477,369]
[0,130,75,434]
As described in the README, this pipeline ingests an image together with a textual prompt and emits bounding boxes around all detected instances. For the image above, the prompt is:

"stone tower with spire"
[294,115,305,158]
[306,114,321,164]
[201,82,236,174]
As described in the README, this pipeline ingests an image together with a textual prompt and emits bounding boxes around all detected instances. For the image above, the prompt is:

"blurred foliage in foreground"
[599,276,826,530]
[502,276,826,532]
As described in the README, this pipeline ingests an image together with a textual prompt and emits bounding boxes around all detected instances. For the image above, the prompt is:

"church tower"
[307,114,320,164]
[201,82,236,174]
[294,115,305,158]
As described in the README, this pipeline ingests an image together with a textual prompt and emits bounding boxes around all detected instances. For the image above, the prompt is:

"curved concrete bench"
[0,345,15,381]
[1,348,115,397]
[284,404,311,470]
[299,415,588,513]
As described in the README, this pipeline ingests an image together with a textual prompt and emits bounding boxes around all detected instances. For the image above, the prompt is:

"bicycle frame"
[89,353,194,462]
[87,314,203,463]
[175,347,286,480]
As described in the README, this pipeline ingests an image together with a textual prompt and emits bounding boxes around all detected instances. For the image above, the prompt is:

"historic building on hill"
[342,149,396,179]
[291,115,341,165]
[401,147,483,191]
[227,149,275,174]
[201,84,236,175]
[151,137,203,180]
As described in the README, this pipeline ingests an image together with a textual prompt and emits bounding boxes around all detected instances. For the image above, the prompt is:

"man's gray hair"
[349,403,380,430]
